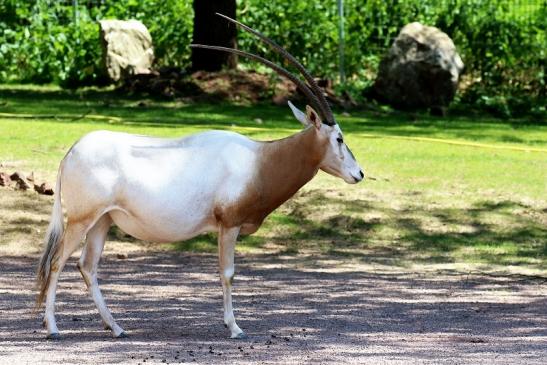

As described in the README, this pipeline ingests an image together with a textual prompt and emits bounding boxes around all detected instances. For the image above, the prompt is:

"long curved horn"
[215,13,336,126]
[190,44,324,115]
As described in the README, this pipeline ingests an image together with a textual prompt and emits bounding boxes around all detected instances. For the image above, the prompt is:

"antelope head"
[191,14,365,184]
[287,101,364,183]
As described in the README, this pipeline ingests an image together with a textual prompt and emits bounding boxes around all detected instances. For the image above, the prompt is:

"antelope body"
[36,15,364,340]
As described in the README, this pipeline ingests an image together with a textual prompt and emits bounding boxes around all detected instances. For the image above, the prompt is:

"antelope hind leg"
[78,214,127,338]
[43,220,88,339]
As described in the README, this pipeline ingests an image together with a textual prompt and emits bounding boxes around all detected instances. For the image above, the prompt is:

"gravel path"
[0,253,545,364]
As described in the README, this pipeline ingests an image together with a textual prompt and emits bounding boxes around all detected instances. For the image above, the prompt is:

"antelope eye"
[336,137,343,144]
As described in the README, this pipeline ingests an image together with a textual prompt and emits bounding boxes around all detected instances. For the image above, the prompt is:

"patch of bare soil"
[121,69,301,105]
[120,68,355,107]
[0,253,545,364]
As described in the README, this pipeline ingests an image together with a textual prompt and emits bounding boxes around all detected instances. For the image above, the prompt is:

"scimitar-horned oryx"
[36,14,364,340]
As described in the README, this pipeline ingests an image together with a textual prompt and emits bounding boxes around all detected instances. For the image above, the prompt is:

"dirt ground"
[0,252,545,365]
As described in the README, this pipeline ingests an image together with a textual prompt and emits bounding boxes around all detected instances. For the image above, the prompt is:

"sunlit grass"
[0,85,545,272]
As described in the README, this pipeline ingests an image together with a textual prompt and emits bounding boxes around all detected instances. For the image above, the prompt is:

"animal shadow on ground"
[0,253,545,364]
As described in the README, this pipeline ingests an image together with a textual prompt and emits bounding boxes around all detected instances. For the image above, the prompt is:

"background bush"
[0,0,193,87]
[0,0,545,116]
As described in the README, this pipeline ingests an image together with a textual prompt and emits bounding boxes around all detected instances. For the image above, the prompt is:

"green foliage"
[441,0,546,117]
[238,1,339,77]
[237,0,545,116]
[0,0,545,115]
[0,1,102,85]
[0,0,193,87]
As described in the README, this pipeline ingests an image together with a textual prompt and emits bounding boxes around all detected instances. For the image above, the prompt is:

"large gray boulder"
[99,20,154,82]
[373,22,464,110]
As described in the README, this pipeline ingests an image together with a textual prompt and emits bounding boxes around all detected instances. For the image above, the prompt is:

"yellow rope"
[0,112,123,122]
[234,127,547,153]
[356,133,547,153]
[1,112,545,153]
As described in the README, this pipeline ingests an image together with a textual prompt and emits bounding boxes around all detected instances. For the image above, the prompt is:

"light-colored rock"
[99,19,154,82]
[374,22,464,110]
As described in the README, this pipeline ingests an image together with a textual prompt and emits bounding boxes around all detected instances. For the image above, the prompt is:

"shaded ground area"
[0,253,545,364]
[4,186,545,273]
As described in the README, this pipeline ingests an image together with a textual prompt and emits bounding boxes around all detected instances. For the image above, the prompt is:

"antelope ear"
[305,105,322,130]
[287,100,307,127]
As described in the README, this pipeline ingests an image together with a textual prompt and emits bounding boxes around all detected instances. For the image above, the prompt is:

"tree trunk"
[191,0,237,72]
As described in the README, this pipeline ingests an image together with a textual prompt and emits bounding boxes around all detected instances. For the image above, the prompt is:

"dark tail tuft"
[36,228,62,309]
[35,170,64,310]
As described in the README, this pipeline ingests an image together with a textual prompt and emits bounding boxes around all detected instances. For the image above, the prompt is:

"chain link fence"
[1,0,545,115]
[21,0,547,50]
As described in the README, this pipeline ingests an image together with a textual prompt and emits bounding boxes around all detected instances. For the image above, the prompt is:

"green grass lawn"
[1,85,546,273]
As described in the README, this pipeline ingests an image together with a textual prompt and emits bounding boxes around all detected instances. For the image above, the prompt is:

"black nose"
[359,170,364,178]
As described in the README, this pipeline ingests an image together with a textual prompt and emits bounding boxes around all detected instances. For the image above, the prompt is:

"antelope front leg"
[218,225,246,339]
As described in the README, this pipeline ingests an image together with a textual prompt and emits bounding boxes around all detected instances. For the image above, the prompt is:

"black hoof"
[104,324,112,331]
[233,332,248,340]
[115,331,128,339]
[46,333,61,340]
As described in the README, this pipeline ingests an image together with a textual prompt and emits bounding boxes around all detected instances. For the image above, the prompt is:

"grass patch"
[166,234,218,253]
[0,85,545,272]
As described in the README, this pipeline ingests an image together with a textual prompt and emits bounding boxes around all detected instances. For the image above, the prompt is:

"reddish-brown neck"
[213,127,328,230]
[254,127,327,214]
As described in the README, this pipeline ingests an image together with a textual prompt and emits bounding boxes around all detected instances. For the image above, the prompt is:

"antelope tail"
[35,167,64,309]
